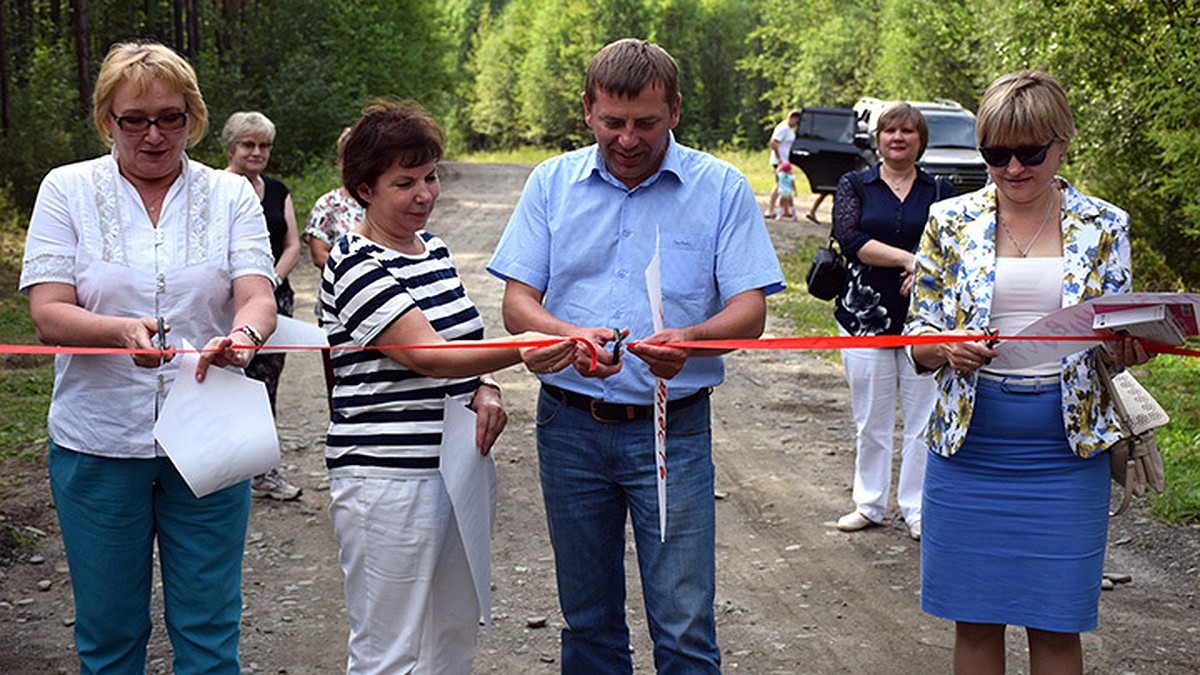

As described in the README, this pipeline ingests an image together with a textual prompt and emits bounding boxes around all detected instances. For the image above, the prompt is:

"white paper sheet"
[995,292,1200,369]
[645,228,668,543]
[153,339,281,498]
[439,397,497,640]
[259,314,328,355]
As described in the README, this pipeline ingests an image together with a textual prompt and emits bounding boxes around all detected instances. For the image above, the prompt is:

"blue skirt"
[921,376,1110,632]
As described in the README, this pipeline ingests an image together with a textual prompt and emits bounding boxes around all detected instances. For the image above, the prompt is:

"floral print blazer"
[905,178,1130,458]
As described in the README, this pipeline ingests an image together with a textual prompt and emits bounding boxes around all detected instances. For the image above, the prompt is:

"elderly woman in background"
[222,110,303,501]
[907,70,1151,674]
[20,42,275,673]
[833,103,952,541]
[322,98,576,674]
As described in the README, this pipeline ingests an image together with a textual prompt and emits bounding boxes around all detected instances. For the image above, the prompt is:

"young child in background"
[776,161,797,220]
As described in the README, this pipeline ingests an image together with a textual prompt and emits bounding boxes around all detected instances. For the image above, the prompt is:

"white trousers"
[840,344,936,525]
[330,471,478,675]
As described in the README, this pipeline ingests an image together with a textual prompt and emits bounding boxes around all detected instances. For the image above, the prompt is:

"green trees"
[1,0,1198,286]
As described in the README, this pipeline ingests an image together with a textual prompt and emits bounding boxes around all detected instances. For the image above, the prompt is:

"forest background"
[0,0,1198,520]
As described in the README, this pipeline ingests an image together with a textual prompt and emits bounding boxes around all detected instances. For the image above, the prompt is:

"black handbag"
[805,236,845,301]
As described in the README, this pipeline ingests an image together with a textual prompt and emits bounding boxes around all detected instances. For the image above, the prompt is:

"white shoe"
[908,520,922,541]
[836,511,877,532]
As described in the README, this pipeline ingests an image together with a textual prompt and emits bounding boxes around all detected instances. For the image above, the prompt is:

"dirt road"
[2,162,1198,674]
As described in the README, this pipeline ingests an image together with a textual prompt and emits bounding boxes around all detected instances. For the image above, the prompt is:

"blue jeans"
[536,388,720,674]
[49,440,250,674]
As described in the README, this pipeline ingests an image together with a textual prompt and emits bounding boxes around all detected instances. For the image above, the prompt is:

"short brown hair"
[875,103,929,157]
[976,70,1076,147]
[341,98,445,208]
[93,42,208,148]
[584,38,678,106]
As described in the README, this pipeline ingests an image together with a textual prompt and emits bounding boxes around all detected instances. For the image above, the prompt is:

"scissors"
[157,317,167,364]
[610,328,625,365]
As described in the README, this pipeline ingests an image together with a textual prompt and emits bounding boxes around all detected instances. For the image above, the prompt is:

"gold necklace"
[999,190,1058,258]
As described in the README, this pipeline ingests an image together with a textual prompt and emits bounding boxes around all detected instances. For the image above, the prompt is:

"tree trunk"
[173,0,183,53]
[186,0,198,58]
[70,0,90,120]
[0,0,8,134]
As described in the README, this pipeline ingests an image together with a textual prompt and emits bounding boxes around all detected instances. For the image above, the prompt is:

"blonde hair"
[976,70,1075,147]
[93,42,208,148]
[221,111,276,156]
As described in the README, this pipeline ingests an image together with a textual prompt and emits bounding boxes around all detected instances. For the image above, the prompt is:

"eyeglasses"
[237,140,273,152]
[978,139,1056,167]
[111,111,189,133]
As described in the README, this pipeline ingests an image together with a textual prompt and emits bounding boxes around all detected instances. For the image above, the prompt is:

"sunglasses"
[112,111,189,134]
[978,139,1056,167]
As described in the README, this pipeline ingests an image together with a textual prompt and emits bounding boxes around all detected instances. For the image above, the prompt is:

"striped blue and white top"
[320,230,483,473]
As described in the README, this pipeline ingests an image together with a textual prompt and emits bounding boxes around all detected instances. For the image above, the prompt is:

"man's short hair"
[584,38,678,106]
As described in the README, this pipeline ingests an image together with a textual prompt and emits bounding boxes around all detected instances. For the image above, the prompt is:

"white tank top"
[987,257,1064,375]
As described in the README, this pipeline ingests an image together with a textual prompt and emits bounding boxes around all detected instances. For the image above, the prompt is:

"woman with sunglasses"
[20,42,276,672]
[906,70,1151,674]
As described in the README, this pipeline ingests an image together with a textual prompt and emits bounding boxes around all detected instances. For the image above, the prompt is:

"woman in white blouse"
[20,42,276,673]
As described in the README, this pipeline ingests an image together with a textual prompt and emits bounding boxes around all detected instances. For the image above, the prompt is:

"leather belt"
[541,383,710,424]
[977,370,1060,393]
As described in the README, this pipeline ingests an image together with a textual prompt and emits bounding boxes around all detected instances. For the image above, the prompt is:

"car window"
[925,112,977,149]
[798,111,855,144]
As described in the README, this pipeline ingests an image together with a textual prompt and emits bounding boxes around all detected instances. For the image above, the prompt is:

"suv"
[786,107,875,196]
[853,97,989,195]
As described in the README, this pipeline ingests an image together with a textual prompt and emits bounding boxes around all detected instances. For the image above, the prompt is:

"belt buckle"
[589,399,635,423]
[589,399,616,424]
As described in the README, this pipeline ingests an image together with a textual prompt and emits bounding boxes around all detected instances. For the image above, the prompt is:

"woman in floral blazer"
[905,70,1151,675]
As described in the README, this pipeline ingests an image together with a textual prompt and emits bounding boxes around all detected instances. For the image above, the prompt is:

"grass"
[766,242,842,363]
[0,207,51,462]
[1133,353,1200,522]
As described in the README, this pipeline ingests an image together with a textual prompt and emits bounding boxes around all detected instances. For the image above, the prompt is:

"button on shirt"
[488,135,785,405]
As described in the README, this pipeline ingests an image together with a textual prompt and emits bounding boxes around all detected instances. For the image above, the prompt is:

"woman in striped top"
[320,99,576,674]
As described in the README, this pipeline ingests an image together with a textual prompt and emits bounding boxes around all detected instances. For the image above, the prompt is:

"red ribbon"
[3,333,1198,359]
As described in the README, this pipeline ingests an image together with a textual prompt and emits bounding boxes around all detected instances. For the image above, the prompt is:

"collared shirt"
[832,164,951,336]
[488,134,785,405]
[20,152,274,458]
[904,178,1130,458]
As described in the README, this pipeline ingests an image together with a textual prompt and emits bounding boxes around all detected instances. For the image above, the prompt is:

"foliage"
[1137,353,1200,523]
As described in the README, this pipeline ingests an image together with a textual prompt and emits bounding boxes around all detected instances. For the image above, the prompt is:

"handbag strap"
[1096,358,1134,430]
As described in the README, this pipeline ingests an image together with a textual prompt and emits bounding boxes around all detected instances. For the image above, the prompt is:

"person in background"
[906,69,1152,674]
[222,110,303,501]
[489,38,785,673]
[805,192,828,224]
[832,103,952,541]
[766,109,800,218]
[775,160,797,220]
[20,41,276,673]
[303,126,365,406]
[305,127,364,273]
[322,98,576,674]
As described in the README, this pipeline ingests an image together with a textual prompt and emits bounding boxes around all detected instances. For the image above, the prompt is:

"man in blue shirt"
[488,38,785,674]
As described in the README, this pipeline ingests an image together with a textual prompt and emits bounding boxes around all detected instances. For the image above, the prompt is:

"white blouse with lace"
[20,152,274,458]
